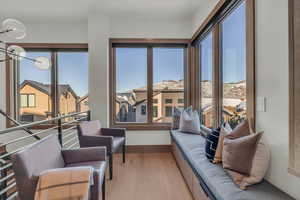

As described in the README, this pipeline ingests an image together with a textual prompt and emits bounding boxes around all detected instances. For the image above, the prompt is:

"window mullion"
[147,47,153,123]
[213,24,221,128]
[51,51,58,118]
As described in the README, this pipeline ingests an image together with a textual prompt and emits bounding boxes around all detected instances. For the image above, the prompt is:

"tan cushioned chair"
[77,120,126,180]
[11,134,107,200]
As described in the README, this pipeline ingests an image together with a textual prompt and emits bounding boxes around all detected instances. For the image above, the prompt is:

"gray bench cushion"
[171,130,294,200]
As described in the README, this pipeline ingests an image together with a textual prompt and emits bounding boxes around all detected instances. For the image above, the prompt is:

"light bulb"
[2,19,26,39]
[35,57,51,70]
[7,45,26,60]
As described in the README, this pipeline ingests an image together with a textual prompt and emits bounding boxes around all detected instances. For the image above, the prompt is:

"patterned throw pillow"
[172,107,182,130]
[179,107,201,134]
[213,122,232,163]
[205,128,221,162]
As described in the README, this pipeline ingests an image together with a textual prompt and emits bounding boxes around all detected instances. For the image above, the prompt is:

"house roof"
[79,94,88,102]
[20,80,78,99]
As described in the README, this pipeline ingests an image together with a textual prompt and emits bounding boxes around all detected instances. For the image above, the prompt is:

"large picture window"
[193,0,255,130]
[221,1,246,128]
[11,44,88,124]
[110,39,188,130]
[199,32,214,129]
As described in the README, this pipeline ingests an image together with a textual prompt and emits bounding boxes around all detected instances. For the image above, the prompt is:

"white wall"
[191,0,300,199]
[255,0,300,199]
[192,0,219,34]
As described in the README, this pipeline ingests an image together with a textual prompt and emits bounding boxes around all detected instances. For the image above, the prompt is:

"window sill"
[110,123,171,131]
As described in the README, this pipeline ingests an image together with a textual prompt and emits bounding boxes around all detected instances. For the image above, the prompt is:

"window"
[116,48,147,123]
[221,2,246,128]
[192,0,254,130]
[13,44,88,124]
[178,99,184,104]
[153,48,185,123]
[58,52,89,121]
[165,106,173,117]
[153,106,158,118]
[18,51,51,122]
[141,105,147,115]
[20,94,35,107]
[110,39,188,129]
[199,32,214,128]
[165,99,173,104]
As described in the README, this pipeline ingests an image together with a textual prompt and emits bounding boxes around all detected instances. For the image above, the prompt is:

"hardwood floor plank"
[106,153,193,200]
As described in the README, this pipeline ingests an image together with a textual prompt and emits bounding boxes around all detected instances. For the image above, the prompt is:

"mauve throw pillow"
[172,107,182,130]
[226,133,270,190]
[213,119,251,164]
[227,119,251,139]
[205,128,221,162]
[222,132,263,176]
[179,107,201,134]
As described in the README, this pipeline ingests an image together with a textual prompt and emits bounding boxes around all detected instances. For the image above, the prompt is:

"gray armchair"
[11,134,107,200]
[77,120,126,180]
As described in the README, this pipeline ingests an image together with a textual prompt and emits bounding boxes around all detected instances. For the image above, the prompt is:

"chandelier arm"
[0,29,13,34]
[0,47,40,63]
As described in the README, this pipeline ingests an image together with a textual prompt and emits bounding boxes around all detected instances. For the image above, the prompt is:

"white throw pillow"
[179,107,201,134]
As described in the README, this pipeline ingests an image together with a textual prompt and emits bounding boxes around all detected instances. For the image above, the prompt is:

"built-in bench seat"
[170,130,295,200]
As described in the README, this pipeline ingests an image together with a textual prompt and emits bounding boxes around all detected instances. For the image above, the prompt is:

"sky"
[199,2,245,83]
[20,52,88,97]
[116,48,184,93]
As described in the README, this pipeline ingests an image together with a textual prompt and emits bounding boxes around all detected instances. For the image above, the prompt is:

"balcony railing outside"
[0,110,91,200]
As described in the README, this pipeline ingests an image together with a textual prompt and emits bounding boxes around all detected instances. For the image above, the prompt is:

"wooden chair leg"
[122,144,126,163]
[102,175,106,200]
[109,154,113,180]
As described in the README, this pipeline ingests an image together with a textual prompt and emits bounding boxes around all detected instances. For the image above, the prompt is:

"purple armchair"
[77,120,126,180]
[11,134,107,200]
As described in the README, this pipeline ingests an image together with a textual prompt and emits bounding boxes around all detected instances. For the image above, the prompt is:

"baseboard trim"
[125,145,171,153]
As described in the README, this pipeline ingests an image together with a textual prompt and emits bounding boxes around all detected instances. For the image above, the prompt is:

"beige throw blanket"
[35,167,93,200]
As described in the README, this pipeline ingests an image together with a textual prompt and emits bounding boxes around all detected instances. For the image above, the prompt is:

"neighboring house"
[116,95,136,122]
[19,80,78,122]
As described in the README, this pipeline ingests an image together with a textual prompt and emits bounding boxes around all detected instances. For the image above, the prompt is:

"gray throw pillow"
[179,107,201,134]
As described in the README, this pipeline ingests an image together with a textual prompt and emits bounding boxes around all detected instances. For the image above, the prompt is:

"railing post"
[87,110,91,121]
[0,146,7,200]
[58,119,62,147]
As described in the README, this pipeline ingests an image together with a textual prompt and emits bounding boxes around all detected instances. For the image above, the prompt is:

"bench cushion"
[170,130,294,200]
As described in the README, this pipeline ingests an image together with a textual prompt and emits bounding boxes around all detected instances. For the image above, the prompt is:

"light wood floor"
[106,153,193,200]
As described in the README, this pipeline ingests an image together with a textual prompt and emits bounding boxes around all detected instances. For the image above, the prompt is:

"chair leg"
[109,154,113,180]
[122,144,126,163]
[102,175,106,200]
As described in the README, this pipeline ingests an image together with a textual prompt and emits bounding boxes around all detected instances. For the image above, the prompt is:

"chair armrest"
[62,147,107,164]
[78,135,113,153]
[101,128,126,137]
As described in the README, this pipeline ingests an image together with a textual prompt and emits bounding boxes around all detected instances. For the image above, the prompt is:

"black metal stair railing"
[0,110,91,200]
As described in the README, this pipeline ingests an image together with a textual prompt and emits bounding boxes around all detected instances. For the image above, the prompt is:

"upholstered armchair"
[11,134,107,200]
[77,120,126,180]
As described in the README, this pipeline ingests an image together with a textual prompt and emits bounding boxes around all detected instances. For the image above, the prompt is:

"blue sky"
[201,2,245,83]
[20,52,88,97]
[116,48,184,93]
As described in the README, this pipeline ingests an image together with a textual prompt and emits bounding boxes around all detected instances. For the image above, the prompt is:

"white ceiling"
[0,0,207,20]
